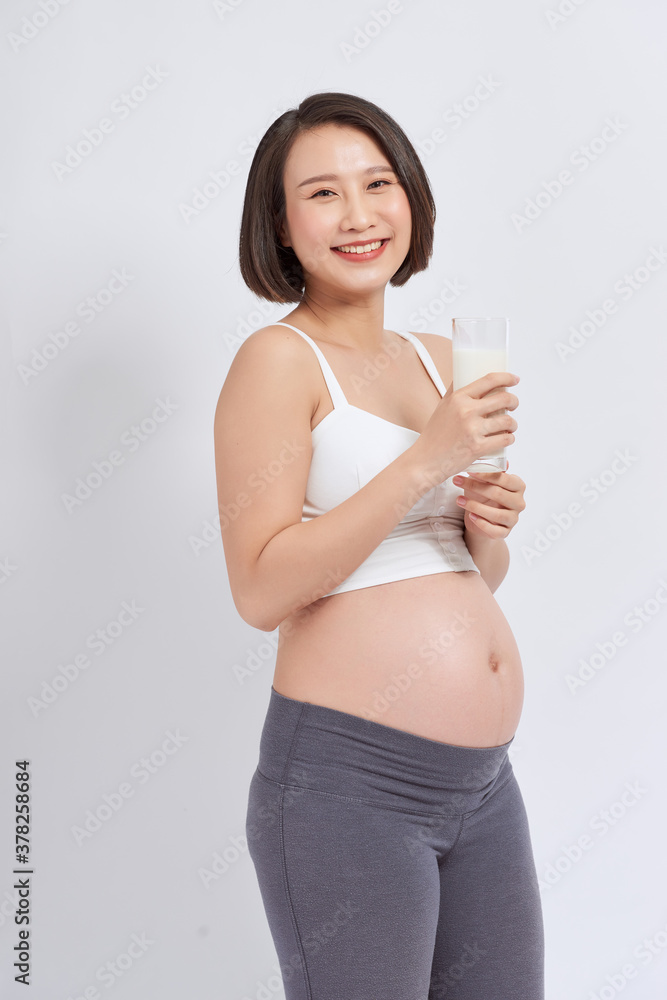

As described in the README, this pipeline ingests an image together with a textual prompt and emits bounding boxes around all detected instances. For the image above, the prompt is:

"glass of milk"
[451,317,510,474]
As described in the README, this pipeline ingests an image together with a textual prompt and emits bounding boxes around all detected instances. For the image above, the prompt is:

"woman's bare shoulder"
[408,329,453,386]
[214,324,319,425]
[231,323,315,367]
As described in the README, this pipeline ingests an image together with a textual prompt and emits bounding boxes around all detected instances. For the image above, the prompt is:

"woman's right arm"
[213,328,433,631]
[213,327,517,632]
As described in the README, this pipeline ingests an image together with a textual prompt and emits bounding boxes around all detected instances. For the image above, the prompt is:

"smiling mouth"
[332,238,389,254]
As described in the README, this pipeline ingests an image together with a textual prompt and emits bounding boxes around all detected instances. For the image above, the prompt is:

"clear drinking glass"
[451,317,511,474]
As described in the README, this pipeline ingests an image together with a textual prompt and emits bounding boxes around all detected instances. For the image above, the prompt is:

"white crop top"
[273,322,480,597]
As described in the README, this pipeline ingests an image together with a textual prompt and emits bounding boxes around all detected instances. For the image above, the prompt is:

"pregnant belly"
[273,571,525,748]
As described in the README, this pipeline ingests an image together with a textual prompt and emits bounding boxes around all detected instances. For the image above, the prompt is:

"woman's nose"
[339,193,374,232]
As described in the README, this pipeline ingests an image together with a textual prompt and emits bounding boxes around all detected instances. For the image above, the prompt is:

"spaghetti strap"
[271,322,349,409]
[397,330,447,396]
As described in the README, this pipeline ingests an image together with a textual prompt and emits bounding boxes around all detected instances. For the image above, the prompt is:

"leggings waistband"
[257,686,515,817]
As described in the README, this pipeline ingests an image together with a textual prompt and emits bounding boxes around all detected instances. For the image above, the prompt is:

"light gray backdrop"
[2,1,666,998]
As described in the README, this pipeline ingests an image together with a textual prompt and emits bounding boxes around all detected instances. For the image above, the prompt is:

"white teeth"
[334,240,384,254]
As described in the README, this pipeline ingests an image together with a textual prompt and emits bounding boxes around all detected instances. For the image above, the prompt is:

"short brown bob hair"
[239,91,437,303]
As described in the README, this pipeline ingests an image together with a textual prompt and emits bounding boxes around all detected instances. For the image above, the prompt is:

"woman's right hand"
[411,372,520,481]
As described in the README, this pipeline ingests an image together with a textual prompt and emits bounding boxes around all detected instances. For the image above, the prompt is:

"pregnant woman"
[214,91,544,999]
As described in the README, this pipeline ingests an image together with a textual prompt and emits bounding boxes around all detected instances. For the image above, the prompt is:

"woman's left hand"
[452,463,526,540]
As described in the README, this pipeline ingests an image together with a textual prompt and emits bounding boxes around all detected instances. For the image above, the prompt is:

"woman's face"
[278,124,412,298]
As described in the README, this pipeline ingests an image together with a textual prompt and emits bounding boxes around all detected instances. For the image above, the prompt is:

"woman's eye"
[311,180,391,198]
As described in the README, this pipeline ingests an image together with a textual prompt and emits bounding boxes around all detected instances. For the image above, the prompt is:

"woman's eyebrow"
[296,165,396,189]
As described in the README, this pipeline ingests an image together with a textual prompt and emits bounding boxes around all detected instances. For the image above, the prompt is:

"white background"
[1,1,666,998]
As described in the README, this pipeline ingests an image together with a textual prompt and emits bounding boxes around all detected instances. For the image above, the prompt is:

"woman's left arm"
[455,467,527,594]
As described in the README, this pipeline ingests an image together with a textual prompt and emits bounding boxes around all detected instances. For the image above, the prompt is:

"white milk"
[452,347,510,470]
[451,347,509,390]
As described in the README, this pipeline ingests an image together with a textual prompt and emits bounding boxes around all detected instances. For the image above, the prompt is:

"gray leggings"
[246,686,545,999]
